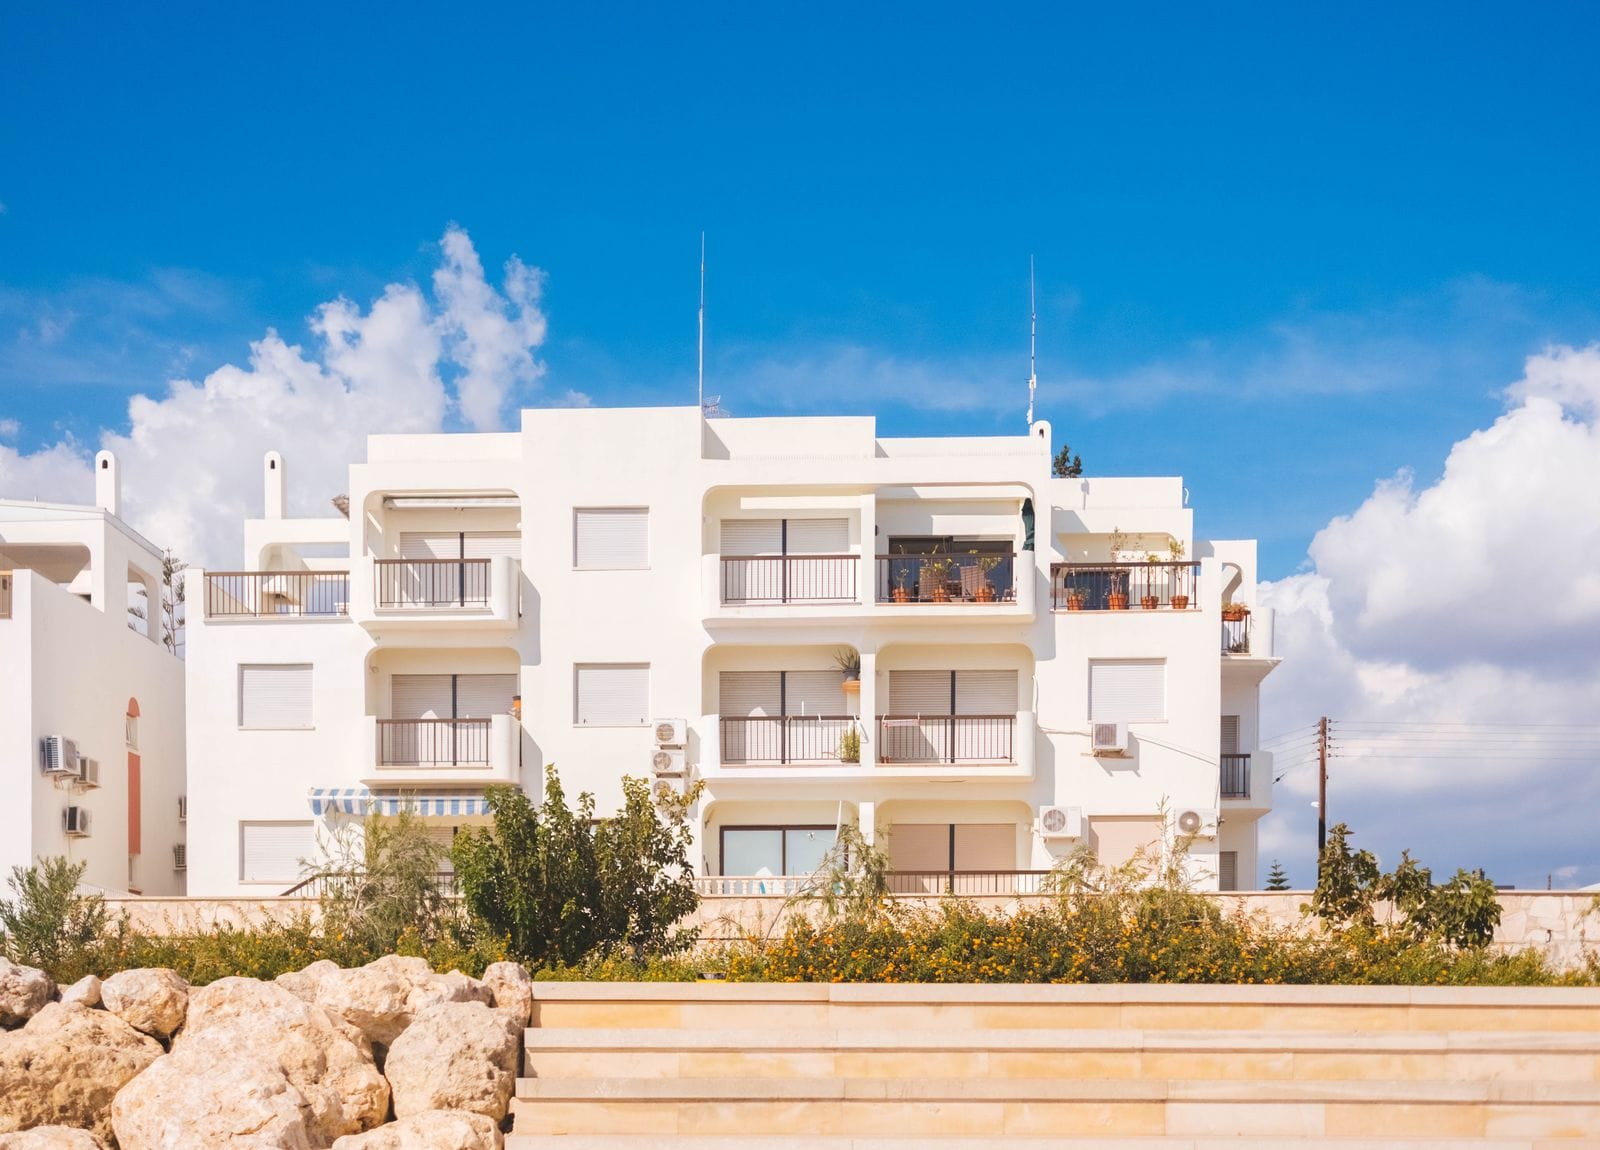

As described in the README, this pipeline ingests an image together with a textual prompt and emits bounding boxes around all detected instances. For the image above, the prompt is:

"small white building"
[184,409,1279,896]
[0,453,187,895]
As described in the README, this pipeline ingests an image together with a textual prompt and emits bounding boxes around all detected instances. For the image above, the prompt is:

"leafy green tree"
[1051,443,1083,478]
[594,776,700,960]
[0,857,110,978]
[1309,823,1382,927]
[1265,859,1291,890]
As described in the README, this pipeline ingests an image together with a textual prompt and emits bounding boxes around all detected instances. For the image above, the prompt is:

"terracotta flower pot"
[1140,595,1159,610]
[1171,595,1189,610]
[1108,592,1129,610]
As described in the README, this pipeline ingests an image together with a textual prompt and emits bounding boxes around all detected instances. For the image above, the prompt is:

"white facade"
[185,409,1279,896]
[0,454,187,894]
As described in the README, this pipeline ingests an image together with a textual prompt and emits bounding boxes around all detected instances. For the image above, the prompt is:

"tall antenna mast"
[697,232,706,414]
[1026,256,1037,427]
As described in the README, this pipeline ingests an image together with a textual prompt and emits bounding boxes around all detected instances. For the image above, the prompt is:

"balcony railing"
[694,870,1050,897]
[203,571,350,618]
[374,559,490,609]
[720,555,857,604]
[1051,561,1199,611]
[0,571,11,619]
[1221,753,1252,799]
[377,718,491,766]
[1222,613,1252,654]
[877,553,1016,604]
[282,870,460,898]
[720,716,859,764]
[877,715,1015,764]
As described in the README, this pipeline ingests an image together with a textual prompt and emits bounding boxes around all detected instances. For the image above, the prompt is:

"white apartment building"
[1,453,187,895]
[184,408,1278,897]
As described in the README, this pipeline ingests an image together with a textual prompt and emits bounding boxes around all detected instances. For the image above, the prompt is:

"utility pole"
[1316,716,1329,878]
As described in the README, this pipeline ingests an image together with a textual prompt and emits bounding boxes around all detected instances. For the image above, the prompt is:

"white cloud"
[1259,345,1600,888]
[0,227,547,566]
[0,418,19,439]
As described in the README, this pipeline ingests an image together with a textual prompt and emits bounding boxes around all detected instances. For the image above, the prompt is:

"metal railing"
[1221,753,1252,799]
[374,558,490,608]
[877,553,1016,604]
[720,555,857,604]
[203,571,350,618]
[876,715,1015,764]
[1051,561,1199,611]
[694,870,1051,897]
[377,718,491,766]
[0,571,11,619]
[1222,613,1252,654]
[719,716,859,764]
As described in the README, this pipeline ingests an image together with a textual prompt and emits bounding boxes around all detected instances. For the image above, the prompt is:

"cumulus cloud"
[1260,344,1600,888]
[0,227,547,566]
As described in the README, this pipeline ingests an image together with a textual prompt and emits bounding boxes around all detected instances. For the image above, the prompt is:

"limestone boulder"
[58,976,102,1010]
[383,1001,520,1121]
[112,1039,315,1150]
[480,962,532,1028]
[329,1111,503,1150]
[0,1002,162,1142]
[274,959,340,1004]
[0,1127,106,1149]
[101,968,189,1041]
[313,955,492,1052]
[0,960,52,1028]
[181,977,388,1142]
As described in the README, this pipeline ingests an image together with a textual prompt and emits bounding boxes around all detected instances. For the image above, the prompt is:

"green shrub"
[0,857,111,982]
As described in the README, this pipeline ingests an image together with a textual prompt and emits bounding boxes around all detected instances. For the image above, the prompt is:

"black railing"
[1222,613,1252,654]
[885,870,1051,895]
[719,716,859,764]
[374,559,490,608]
[204,571,350,618]
[1051,561,1199,611]
[377,718,491,766]
[877,715,1015,764]
[720,555,857,604]
[877,553,1016,604]
[1221,753,1252,798]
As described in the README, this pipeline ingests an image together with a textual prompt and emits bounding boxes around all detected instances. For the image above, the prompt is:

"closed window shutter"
[1221,715,1241,755]
[720,519,782,556]
[954,670,1017,715]
[462,532,521,561]
[239,664,312,729]
[400,532,459,559]
[241,822,316,883]
[785,670,848,716]
[719,672,781,717]
[953,824,1015,870]
[455,674,518,717]
[574,509,648,569]
[392,674,452,720]
[1219,850,1239,891]
[575,664,649,725]
[889,670,952,715]
[887,824,951,871]
[785,518,848,555]
[1089,660,1166,723]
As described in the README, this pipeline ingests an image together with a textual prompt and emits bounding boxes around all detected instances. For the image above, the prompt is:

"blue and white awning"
[309,787,496,817]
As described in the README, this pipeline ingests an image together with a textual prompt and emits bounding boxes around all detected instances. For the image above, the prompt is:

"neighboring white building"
[1,453,187,895]
[184,409,1279,897]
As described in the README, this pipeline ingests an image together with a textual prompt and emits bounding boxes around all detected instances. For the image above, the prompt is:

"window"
[1219,850,1240,891]
[125,699,140,748]
[574,508,649,570]
[238,664,313,729]
[1088,659,1165,723]
[240,821,316,884]
[720,826,837,876]
[574,664,649,726]
[1090,816,1163,869]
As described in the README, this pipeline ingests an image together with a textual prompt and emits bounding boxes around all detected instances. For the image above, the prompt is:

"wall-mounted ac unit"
[651,778,681,805]
[650,748,685,776]
[63,807,92,837]
[652,718,688,748]
[1175,808,1219,838]
[178,795,188,822]
[1038,805,1084,839]
[75,757,101,789]
[172,844,187,871]
[1091,722,1129,755]
[40,735,80,777]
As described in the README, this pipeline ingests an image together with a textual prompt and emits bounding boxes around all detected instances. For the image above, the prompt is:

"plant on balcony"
[922,554,955,602]
[838,726,861,763]
[1105,527,1131,609]
[971,552,1005,602]
[1168,540,1190,609]
[1063,585,1088,611]
[1138,554,1161,610]
[834,648,862,694]
[1222,601,1250,622]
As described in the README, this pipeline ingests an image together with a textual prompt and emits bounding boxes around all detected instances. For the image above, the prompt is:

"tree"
[0,857,109,978]
[126,550,187,654]
[593,777,701,960]
[1308,822,1382,927]
[1265,859,1291,890]
[309,808,451,955]
[1051,443,1083,478]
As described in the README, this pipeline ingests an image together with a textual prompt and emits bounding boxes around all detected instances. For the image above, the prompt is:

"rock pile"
[0,956,530,1148]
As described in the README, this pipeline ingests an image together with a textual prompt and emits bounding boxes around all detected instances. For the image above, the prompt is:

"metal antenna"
[697,232,706,415]
[1026,256,1037,428]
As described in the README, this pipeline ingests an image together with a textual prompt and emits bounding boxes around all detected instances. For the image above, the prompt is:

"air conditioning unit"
[651,778,681,804]
[63,807,92,837]
[652,718,688,748]
[40,735,80,777]
[75,757,101,789]
[172,844,187,871]
[1091,722,1129,755]
[178,795,188,822]
[650,747,685,776]
[1175,808,1220,838]
[1038,805,1084,839]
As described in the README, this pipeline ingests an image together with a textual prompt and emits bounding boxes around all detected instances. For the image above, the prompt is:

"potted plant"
[834,648,861,694]
[1168,539,1189,609]
[1222,600,1251,622]
[1106,527,1130,610]
[1063,585,1088,611]
[838,726,861,763]
[924,554,955,602]
[1140,552,1161,610]
[972,553,1004,602]
[891,570,912,603]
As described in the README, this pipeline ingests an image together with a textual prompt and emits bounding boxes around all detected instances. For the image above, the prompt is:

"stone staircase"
[506,982,1600,1147]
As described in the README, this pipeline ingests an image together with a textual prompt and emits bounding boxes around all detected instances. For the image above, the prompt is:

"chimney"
[264,452,285,519]
[94,451,120,517]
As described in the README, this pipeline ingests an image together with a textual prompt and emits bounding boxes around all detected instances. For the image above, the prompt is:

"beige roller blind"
[953,824,1015,870]
[718,671,782,717]
[574,509,648,569]
[720,518,782,556]
[399,532,459,559]
[785,518,848,555]
[462,532,521,561]
[954,670,1018,715]
[574,664,649,726]
[238,664,312,729]
[240,821,316,884]
[1089,660,1166,723]
[1090,816,1163,869]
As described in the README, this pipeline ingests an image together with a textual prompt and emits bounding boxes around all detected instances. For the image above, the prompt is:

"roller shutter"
[953,824,1016,870]
[239,664,312,729]
[785,670,848,717]
[1219,851,1239,891]
[392,674,452,720]
[718,672,781,717]
[1221,715,1240,754]
[575,664,649,726]
[889,670,952,715]
[954,670,1018,715]
[462,532,521,561]
[720,519,783,556]
[455,674,518,717]
[400,532,459,559]
[240,822,316,884]
[785,518,848,555]
[1088,660,1166,723]
[574,509,648,569]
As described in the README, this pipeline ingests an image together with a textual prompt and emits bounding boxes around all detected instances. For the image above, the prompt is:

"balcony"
[363,714,518,785]
[1051,561,1199,611]
[1220,753,1251,799]
[719,716,860,765]
[695,871,1049,897]
[877,714,1015,765]
[719,555,857,605]
[877,553,1016,605]
[355,555,519,630]
[202,571,350,619]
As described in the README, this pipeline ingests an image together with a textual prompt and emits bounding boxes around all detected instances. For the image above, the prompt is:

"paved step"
[506,1139,1578,1150]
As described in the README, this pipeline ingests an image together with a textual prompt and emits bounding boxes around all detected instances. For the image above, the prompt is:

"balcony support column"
[858,491,876,606]
[857,801,877,848]
[858,647,878,767]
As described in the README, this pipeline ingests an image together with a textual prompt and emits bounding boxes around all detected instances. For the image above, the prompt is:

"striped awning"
[308,787,496,817]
